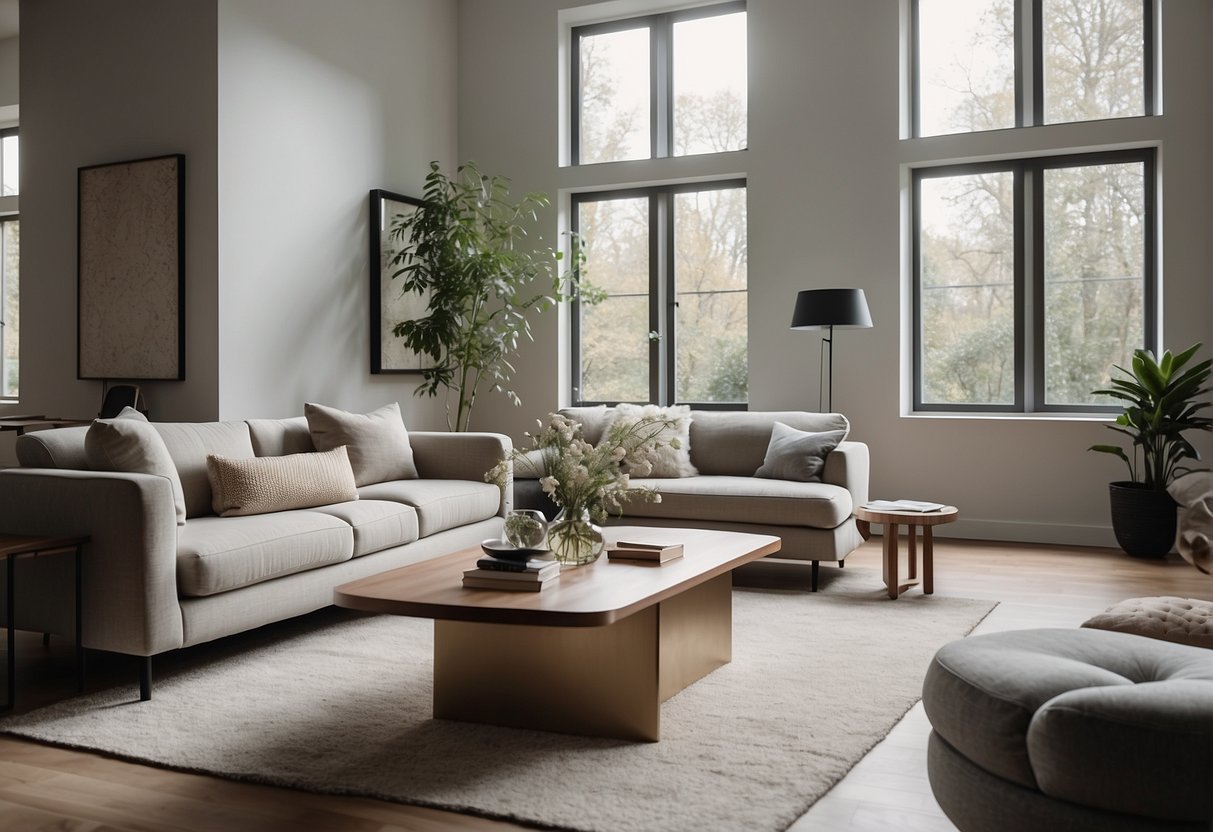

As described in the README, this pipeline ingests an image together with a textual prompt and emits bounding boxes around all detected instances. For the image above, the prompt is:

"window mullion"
[1022,163,1037,412]
[649,192,664,404]
[651,16,669,159]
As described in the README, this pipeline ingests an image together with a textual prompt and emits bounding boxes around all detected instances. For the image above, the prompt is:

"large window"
[913,0,1152,137]
[0,128,17,401]
[572,2,746,164]
[572,181,747,406]
[913,149,1153,412]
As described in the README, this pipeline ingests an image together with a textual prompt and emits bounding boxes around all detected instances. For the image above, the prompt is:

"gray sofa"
[0,416,510,699]
[515,407,870,589]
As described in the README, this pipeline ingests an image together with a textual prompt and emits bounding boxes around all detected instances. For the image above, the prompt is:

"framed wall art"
[77,153,185,380]
[369,188,432,373]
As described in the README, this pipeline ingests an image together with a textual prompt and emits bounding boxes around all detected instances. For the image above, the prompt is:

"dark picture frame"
[369,188,431,373]
[77,154,186,380]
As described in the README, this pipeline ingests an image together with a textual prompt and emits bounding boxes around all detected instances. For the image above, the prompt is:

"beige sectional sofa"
[515,407,870,589]
[0,415,510,699]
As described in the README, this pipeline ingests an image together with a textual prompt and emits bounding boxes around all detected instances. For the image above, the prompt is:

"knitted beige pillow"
[206,446,358,517]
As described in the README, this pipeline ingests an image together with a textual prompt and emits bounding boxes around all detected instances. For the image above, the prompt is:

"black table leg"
[75,546,85,693]
[4,554,13,710]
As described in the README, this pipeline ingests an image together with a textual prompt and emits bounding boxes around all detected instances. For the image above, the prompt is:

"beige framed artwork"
[78,154,185,380]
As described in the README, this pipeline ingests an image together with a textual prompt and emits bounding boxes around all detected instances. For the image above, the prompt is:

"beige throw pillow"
[754,422,846,483]
[606,403,698,478]
[85,411,188,525]
[304,401,419,486]
[206,446,358,517]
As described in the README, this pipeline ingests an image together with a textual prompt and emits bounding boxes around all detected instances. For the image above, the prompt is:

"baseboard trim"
[921,518,1118,549]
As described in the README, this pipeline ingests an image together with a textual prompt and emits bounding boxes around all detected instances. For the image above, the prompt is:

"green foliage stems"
[388,161,582,431]
[1088,343,1213,490]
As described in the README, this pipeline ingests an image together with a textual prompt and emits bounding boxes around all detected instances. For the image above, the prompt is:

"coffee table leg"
[923,527,935,594]
[883,523,900,599]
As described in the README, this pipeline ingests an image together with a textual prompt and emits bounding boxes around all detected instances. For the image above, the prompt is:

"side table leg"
[908,524,918,581]
[75,546,85,693]
[923,527,935,594]
[5,555,13,710]
[883,523,900,600]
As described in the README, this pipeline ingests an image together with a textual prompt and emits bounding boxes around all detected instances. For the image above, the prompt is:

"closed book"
[607,544,683,564]
[462,574,555,592]
[476,556,553,573]
[462,563,560,582]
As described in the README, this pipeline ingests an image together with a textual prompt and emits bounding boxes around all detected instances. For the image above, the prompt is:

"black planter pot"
[1108,481,1177,558]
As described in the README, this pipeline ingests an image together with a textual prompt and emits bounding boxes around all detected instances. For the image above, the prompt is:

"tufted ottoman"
[923,628,1213,832]
[1082,596,1213,649]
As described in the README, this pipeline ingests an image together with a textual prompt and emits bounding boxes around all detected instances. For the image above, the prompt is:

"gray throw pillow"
[754,422,846,483]
[304,401,418,486]
[85,409,188,525]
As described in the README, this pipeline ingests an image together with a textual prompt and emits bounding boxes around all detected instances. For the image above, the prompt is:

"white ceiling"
[0,0,17,41]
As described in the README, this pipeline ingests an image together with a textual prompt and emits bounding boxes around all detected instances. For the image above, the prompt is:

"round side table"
[854,506,958,599]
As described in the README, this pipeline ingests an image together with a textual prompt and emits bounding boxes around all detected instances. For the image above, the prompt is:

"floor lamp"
[790,288,873,412]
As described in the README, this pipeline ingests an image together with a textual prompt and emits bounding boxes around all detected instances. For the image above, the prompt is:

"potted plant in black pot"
[1089,343,1213,557]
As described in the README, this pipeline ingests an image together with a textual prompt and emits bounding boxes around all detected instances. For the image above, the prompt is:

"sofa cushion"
[557,405,612,445]
[85,413,187,525]
[621,475,853,528]
[155,421,256,518]
[307,499,420,557]
[687,411,850,476]
[755,423,846,482]
[358,479,500,537]
[605,403,698,478]
[206,446,358,517]
[177,511,354,597]
[247,416,315,457]
[305,401,418,486]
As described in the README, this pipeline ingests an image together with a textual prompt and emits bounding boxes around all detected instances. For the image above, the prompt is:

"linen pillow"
[85,410,188,525]
[304,401,418,486]
[753,422,846,483]
[206,446,358,517]
[605,403,698,478]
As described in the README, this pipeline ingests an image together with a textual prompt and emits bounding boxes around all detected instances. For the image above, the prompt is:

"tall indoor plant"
[387,161,579,431]
[1089,343,1213,556]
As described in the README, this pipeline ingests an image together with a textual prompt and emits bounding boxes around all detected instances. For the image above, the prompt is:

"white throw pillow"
[85,410,188,525]
[753,422,846,483]
[605,404,698,478]
[207,446,359,517]
[304,401,418,486]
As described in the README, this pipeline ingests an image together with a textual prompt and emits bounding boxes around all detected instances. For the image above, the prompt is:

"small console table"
[0,534,89,709]
[854,506,958,599]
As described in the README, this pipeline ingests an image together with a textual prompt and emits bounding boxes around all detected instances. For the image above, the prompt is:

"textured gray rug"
[4,568,994,832]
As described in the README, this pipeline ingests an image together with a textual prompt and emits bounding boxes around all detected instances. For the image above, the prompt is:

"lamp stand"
[820,324,834,413]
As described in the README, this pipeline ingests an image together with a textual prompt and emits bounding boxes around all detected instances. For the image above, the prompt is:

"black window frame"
[570,0,746,166]
[912,147,1156,414]
[0,127,16,198]
[570,178,748,409]
[911,0,1155,138]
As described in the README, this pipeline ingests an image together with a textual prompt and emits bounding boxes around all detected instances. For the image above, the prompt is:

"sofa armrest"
[409,431,515,516]
[0,468,183,657]
[823,441,869,508]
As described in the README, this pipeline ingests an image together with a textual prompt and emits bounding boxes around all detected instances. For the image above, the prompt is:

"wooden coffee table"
[334,527,780,742]
[853,505,958,599]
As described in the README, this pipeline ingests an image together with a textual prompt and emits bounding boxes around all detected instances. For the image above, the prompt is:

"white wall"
[216,0,457,425]
[458,0,1213,546]
[12,0,219,445]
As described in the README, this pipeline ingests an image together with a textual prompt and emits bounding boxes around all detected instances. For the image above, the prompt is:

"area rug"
[4,568,995,832]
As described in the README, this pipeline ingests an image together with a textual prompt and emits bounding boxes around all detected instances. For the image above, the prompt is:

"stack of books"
[462,556,560,591]
[606,537,685,564]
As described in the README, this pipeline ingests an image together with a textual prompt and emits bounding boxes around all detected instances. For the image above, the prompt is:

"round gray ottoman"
[923,628,1213,832]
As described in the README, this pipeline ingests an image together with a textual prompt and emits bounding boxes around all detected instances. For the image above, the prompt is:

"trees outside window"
[573,181,747,407]
[913,0,1151,137]
[914,150,1153,412]
[573,3,746,164]
[0,128,18,401]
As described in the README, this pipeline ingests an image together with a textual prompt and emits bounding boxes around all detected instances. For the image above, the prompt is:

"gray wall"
[12,0,219,439]
[215,0,457,423]
[0,36,16,108]
[457,0,1213,546]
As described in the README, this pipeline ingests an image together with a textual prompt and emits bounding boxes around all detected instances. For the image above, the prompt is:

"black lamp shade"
[790,288,873,330]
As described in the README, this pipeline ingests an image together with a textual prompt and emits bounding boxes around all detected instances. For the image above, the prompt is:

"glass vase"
[547,506,604,566]
[503,509,549,550]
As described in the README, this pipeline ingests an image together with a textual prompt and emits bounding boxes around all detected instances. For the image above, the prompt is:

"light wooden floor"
[0,537,1208,832]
